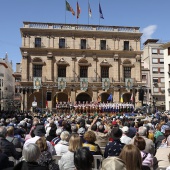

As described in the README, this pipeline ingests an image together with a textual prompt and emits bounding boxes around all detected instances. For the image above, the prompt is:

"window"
[142,75,146,80]
[124,67,131,81]
[152,49,157,54]
[152,58,158,64]
[100,40,106,50]
[153,88,159,93]
[160,78,165,83]
[81,39,86,49]
[152,68,158,73]
[160,49,164,54]
[80,66,88,78]
[59,38,65,48]
[58,66,66,77]
[124,41,129,50]
[35,38,41,47]
[160,58,164,64]
[101,67,109,78]
[168,47,170,56]
[33,65,42,77]
[153,78,158,83]
[160,68,164,73]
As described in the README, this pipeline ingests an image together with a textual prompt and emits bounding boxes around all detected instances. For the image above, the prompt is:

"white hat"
[122,126,129,133]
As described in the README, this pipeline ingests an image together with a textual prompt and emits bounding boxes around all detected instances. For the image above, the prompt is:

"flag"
[46,101,48,108]
[88,2,92,18]
[120,94,123,103]
[107,94,113,101]
[66,1,75,16]
[99,3,104,19]
[56,96,58,103]
[130,93,133,102]
[77,1,81,18]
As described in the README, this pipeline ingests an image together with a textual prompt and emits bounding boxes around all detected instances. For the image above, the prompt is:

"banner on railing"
[102,78,110,90]
[33,77,42,90]
[58,77,66,90]
[125,78,133,91]
[80,78,88,91]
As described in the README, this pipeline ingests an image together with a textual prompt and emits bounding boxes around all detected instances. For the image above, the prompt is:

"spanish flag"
[77,1,81,19]
[120,94,123,103]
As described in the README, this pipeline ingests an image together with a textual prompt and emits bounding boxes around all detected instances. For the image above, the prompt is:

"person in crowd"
[128,121,137,138]
[51,128,63,146]
[74,147,94,170]
[120,126,131,144]
[6,126,22,149]
[59,133,82,170]
[77,127,86,143]
[0,147,11,169]
[130,126,155,155]
[119,144,143,170]
[155,135,170,169]
[101,156,126,170]
[104,127,124,158]
[71,124,78,134]
[7,143,48,170]
[46,121,57,142]
[36,136,59,170]
[0,126,21,164]
[83,131,102,156]
[88,116,111,148]
[134,136,154,169]
[54,131,70,155]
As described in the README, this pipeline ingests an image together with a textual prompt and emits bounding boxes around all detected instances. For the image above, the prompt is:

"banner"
[102,78,110,90]
[58,77,66,90]
[125,78,133,91]
[80,78,88,91]
[33,77,41,90]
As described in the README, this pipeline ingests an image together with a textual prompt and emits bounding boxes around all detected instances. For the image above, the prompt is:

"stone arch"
[76,92,92,103]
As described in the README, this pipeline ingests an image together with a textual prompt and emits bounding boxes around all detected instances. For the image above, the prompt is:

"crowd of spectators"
[0,110,170,169]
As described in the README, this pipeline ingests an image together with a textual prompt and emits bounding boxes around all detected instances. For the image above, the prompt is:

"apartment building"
[19,21,144,111]
[142,39,165,112]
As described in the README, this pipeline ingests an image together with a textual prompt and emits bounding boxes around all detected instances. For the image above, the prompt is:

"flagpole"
[65,0,66,24]
[99,0,100,26]
[77,1,78,25]
[88,0,89,25]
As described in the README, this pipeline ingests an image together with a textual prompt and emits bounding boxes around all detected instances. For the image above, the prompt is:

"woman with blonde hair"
[59,133,82,170]
[36,136,59,170]
[119,144,143,170]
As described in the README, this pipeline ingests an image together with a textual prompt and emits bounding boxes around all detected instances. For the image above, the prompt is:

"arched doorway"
[76,93,92,103]
[123,93,131,103]
[101,93,110,103]
[57,92,68,102]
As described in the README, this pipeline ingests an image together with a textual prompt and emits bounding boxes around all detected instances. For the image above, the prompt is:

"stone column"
[113,54,119,82]
[71,90,76,102]
[135,55,141,82]
[93,91,98,102]
[46,52,53,81]
[22,52,28,81]
[113,89,120,103]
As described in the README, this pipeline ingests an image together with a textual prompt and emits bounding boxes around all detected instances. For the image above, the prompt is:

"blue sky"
[0,0,170,71]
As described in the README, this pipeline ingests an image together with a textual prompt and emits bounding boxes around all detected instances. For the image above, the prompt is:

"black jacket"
[0,137,21,160]
[5,161,48,170]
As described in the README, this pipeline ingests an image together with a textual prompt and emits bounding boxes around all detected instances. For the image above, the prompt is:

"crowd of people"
[0,108,170,170]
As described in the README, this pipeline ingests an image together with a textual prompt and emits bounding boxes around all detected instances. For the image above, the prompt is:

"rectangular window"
[124,67,131,81]
[58,66,66,77]
[33,65,42,77]
[160,68,164,73]
[81,39,86,49]
[152,49,157,54]
[59,38,65,48]
[152,68,158,73]
[101,67,109,78]
[35,38,41,48]
[153,88,159,93]
[142,75,146,80]
[160,78,165,83]
[80,66,88,78]
[124,41,129,50]
[168,47,170,56]
[152,58,158,64]
[100,40,106,50]
[160,58,164,64]
[153,78,158,83]
[160,49,164,54]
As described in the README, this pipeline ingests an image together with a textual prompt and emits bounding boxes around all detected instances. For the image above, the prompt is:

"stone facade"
[19,22,143,111]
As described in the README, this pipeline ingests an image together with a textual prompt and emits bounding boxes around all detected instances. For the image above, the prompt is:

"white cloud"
[141,25,157,44]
